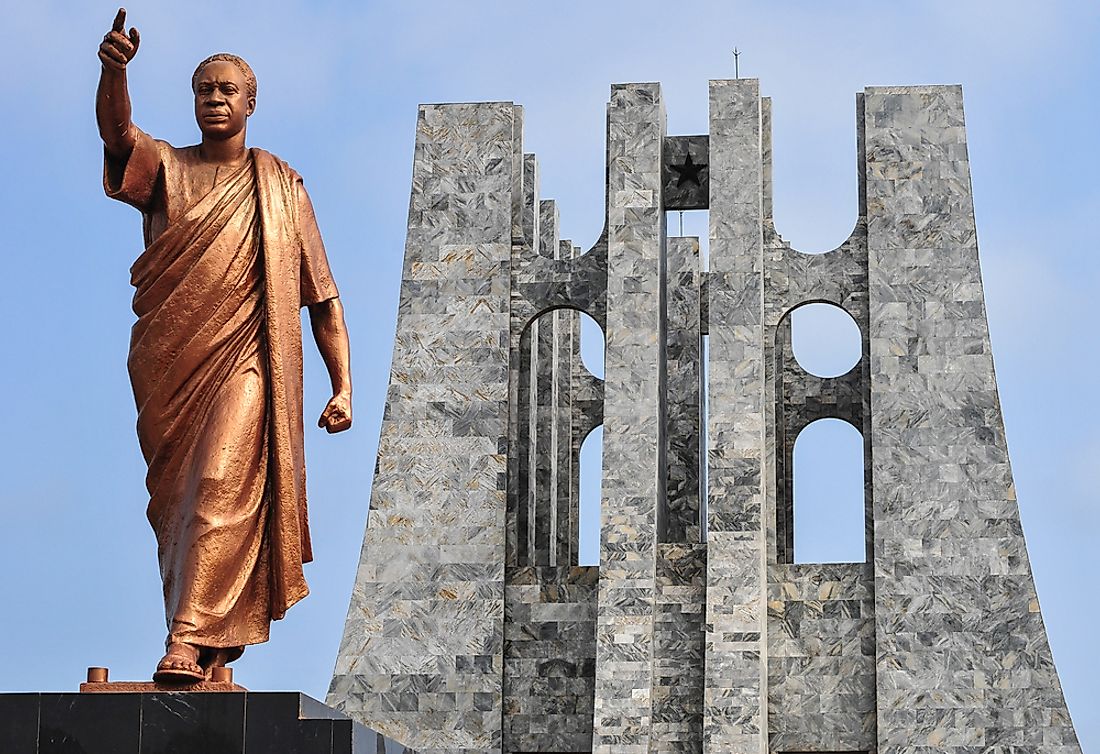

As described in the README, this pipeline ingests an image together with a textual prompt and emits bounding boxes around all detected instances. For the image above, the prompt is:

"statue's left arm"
[296,179,352,434]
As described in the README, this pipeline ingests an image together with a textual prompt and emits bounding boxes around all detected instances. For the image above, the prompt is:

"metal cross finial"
[733,48,741,79]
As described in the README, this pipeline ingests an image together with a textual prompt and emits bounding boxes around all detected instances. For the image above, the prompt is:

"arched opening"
[511,306,605,568]
[793,418,866,564]
[578,425,603,567]
[768,95,859,255]
[579,312,604,380]
[791,302,861,378]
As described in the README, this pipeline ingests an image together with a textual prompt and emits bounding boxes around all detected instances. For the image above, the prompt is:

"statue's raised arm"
[96,8,141,158]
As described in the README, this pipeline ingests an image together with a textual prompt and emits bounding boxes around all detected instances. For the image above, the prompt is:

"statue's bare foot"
[198,646,244,675]
[153,642,204,683]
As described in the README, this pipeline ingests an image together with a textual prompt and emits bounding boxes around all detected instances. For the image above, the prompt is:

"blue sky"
[2,0,1097,745]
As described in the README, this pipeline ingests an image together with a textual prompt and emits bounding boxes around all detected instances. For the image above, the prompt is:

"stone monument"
[328,79,1083,753]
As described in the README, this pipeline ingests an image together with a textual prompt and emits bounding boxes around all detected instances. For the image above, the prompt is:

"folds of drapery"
[124,149,314,646]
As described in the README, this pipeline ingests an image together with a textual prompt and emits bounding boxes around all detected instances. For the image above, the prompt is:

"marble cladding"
[703,78,768,754]
[653,543,707,752]
[864,85,1081,754]
[664,236,703,544]
[503,566,598,752]
[530,202,559,567]
[767,563,877,752]
[591,81,667,754]
[327,102,517,753]
[331,80,1082,754]
[663,135,710,211]
[762,224,871,564]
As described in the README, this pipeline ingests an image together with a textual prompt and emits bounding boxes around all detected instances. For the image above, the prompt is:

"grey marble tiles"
[703,78,768,754]
[327,101,517,753]
[591,81,667,754]
[330,79,1082,754]
[864,84,1080,754]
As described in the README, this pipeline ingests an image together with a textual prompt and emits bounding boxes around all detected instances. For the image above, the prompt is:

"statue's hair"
[192,53,257,101]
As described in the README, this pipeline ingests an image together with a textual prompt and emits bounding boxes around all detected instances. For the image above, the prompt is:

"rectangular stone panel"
[503,566,598,752]
[664,236,702,544]
[704,78,767,754]
[328,101,517,753]
[652,543,707,753]
[591,81,667,754]
[864,85,1081,754]
[664,135,709,210]
[766,563,876,753]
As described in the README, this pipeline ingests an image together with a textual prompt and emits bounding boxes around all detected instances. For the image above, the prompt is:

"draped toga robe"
[104,130,339,650]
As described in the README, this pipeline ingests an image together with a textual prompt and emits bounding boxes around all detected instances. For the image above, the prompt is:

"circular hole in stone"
[790,303,861,378]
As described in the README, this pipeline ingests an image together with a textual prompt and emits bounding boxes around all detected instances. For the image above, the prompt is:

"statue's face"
[193,61,254,141]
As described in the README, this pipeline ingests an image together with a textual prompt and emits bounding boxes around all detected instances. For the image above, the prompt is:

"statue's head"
[192,53,257,141]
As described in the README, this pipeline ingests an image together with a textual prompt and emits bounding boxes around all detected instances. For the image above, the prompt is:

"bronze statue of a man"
[96,8,352,683]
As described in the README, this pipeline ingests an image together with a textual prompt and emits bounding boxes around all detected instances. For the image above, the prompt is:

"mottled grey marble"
[864,84,1080,754]
[591,81,667,754]
[763,222,870,565]
[665,236,703,545]
[330,79,1081,754]
[504,565,597,752]
[653,543,707,752]
[703,78,768,754]
[767,563,877,752]
[327,102,517,753]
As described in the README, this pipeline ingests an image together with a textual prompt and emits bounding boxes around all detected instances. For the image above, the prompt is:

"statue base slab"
[79,679,247,693]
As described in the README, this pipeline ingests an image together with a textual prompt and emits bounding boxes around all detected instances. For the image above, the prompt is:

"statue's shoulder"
[251,148,303,184]
[160,139,198,158]
[157,142,207,172]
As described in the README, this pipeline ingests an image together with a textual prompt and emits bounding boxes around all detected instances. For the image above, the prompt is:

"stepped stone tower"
[327,80,1082,754]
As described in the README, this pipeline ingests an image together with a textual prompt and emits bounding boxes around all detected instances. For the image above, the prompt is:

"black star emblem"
[670,152,707,187]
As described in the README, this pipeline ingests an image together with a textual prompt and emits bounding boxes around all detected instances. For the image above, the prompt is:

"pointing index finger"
[112,8,126,33]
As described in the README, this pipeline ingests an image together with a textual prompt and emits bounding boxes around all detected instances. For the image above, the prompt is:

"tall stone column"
[704,78,768,754]
[664,235,702,544]
[591,82,667,754]
[864,85,1081,754]
[327,102,517,753]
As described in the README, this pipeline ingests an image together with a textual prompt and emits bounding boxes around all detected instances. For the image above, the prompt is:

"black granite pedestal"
[0,691,411,753]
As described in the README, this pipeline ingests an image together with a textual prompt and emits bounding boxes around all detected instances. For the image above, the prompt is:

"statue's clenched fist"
[98,8,140,72]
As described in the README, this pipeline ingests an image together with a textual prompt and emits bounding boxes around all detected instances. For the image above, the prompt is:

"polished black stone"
[0,694,40,754]
[245,693,330,753]
[142,692,246,754]
[663,135,710,210]
[669,152,707,187]
[0,691,409,754]
[39,692,141,754]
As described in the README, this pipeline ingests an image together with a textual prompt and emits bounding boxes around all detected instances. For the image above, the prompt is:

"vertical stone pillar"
[513,154,542,567]
[592,82,667,754]
[665,236,702,544]
[327,102,516,753]
[864,85,1081,754]
[532,200,560,565]
[555,240,578,566]
[704,78,768,754]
